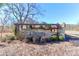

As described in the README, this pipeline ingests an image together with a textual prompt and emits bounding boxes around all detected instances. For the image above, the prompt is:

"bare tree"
[0,9,10,38]
[6,3,41,23]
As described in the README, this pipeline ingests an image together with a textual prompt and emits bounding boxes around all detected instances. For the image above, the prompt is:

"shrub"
[16,32,25,41]
[5,35,16,43]
[15,32,31,43]
[0,37,6,42]
[49,35,59,41]
[5,35,16,41]
[0,35,16,43]
[4,35,16,43]
[59,36,64,41]
[49,35,64,41]
[11,25,17,36]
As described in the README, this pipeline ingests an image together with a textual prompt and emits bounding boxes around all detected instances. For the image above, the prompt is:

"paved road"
[65,34,79,46]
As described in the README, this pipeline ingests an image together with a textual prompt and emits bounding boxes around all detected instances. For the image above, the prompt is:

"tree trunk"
[1,26,4,39]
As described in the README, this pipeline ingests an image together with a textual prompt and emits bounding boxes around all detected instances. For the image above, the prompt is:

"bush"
[16,32,32,43]
[11,25,17,36]
[4,35,16,43]
[49,35,59,41]
[5,35,16,41]
[0,37,6,42]
[49,35,64,41]
[0,35,16,43]
[16,32,25,41]
[14,26,17,35]
[59,36,64,41]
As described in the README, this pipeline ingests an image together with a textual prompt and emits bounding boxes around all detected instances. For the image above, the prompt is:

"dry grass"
[0,30,79,56]
[0,40,78,56]
[0,32,14,37]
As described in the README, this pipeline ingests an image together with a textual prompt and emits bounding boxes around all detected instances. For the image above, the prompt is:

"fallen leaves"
[0,40,78,56]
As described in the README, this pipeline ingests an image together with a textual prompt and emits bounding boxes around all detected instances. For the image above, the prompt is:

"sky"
[37,3,79,24]
[0,3,79,25]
